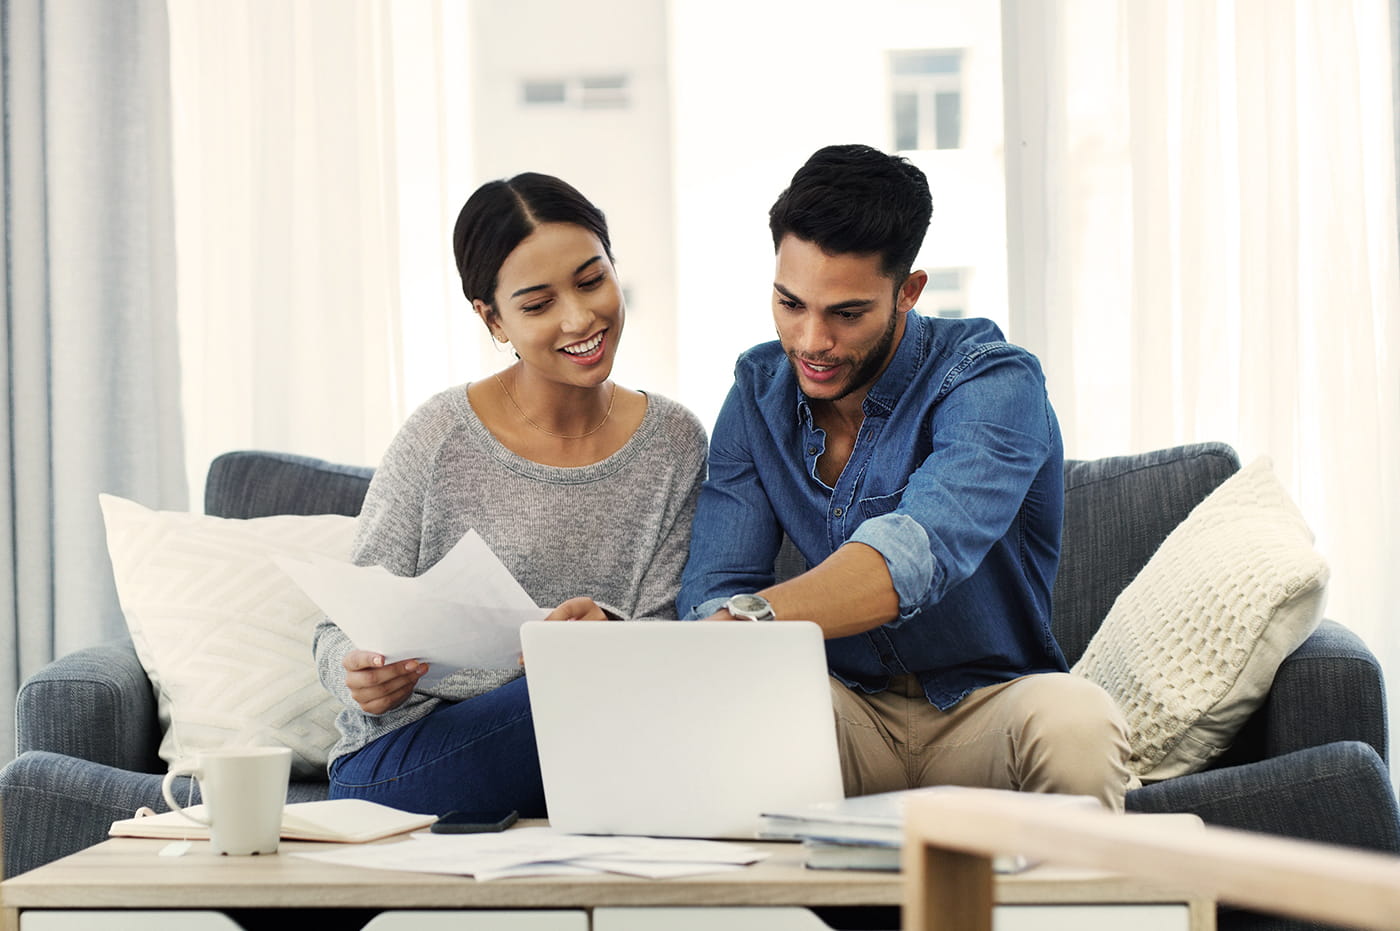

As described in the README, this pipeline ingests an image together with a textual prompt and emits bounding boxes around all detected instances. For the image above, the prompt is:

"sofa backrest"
[204,451,374,520]
[1052,442,1240,665]
[206,443,1242,667]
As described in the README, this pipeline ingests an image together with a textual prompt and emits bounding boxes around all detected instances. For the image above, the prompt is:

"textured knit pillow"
[1071,458,1328,782]
[99,494,356,779]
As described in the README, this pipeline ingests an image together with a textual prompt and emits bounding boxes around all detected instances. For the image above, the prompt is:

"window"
[923,268,969,318]
[522,80,567,104]
[889,49,963,151]
[579,74,630,109]
[520,74,631,109]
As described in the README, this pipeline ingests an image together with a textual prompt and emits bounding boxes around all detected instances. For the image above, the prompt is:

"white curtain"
[1,0,187,761]
[1002,0,1400,682]
[166,0,478,503]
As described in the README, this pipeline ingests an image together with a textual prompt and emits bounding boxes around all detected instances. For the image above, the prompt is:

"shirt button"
[833,507,844,517]
[807,445,818,456]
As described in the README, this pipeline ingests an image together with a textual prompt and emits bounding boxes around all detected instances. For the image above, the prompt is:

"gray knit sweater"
[313,385,708,765]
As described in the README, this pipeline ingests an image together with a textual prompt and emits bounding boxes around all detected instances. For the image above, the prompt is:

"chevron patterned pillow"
[99,494,357,780]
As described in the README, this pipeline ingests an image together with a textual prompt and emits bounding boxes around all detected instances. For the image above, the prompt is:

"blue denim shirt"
[679,312,1068,709]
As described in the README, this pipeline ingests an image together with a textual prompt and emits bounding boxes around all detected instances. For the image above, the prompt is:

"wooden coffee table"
[1,831,1213,930]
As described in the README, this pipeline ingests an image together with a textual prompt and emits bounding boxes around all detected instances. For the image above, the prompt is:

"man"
[679,144,1132,810]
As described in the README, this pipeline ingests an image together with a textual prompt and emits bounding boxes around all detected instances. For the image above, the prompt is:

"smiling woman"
[458,178,649,465]
[311,171,709,819]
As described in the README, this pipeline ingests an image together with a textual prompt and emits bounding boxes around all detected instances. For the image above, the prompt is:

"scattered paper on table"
[291,826,769,880]
[274,529,547,682]
[561,859,752,880]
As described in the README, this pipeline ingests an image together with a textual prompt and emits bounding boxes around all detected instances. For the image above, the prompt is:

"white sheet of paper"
[471,862,602,881]
[274,530,546,683]
[291,827,768,880]
[416,529,535,606]
[563,859,753,879]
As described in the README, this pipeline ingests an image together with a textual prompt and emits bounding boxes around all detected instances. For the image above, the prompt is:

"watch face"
[728,593,773,620]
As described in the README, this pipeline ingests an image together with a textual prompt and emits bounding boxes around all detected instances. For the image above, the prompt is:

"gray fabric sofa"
[2,443,1395,929]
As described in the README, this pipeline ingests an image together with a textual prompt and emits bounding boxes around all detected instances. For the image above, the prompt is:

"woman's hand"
[545,596,611,621]
[520,597,611,668]
[342,649,428,715]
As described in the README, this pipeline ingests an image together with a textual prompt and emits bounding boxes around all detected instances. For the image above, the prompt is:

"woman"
[313,173,708,817]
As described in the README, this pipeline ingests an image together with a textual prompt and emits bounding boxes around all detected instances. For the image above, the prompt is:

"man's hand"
[545,596,611,621]
[343,650,427,715]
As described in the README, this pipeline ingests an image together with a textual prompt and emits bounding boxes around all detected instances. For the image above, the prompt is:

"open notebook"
[109,798,437,844]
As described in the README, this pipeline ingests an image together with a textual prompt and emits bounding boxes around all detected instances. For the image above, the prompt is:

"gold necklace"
[494,372,617,439]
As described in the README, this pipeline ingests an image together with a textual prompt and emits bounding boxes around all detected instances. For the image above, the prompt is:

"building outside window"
[889,49,964,151]
[923,268,969,318]
[520,74,631,109]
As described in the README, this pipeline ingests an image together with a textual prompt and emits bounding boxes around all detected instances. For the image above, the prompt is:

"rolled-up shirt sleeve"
[849,345,1055,627]
[849,513,935,624]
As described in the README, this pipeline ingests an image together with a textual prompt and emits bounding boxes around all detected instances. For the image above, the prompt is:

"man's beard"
[789,306,899,403]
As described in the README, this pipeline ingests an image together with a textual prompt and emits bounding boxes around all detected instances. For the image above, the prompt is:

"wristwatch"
[725,593,775,622]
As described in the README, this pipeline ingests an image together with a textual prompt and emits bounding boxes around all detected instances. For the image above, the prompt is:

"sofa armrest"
[1254,619,1388,765]
[1128,742,1400,853]
[16,639,162,773]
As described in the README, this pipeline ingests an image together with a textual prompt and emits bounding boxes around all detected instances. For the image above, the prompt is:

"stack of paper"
[110,799,438,844]
[291,826,770,880]
[760,787,1103,873]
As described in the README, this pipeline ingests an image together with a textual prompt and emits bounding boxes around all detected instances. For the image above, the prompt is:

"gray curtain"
[1,0,187,763]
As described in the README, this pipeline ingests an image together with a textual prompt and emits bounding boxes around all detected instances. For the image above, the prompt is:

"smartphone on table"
[429,808,519,834]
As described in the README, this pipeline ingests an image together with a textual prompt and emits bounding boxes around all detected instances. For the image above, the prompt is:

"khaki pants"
[830,672,1134,812]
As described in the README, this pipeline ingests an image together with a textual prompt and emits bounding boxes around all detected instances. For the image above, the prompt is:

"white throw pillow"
[99,494,356,779]
[1071,458,1328,782]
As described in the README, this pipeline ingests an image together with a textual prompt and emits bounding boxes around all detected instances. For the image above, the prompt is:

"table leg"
[904,844,994,931]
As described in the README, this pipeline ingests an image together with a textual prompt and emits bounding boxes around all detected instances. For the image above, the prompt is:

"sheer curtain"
[1002,0,1400,692]
[1,0,187,762]
[166,0,477,502]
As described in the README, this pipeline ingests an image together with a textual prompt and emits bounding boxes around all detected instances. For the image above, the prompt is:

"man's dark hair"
[768,144,932,282]
[452,172,614,307]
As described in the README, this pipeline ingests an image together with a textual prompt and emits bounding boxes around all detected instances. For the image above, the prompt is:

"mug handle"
[161,762,212,826]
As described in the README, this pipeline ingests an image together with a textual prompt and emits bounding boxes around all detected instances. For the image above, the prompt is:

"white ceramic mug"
[160,746,292,855]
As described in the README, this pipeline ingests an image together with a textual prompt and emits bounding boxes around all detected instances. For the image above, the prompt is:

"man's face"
[772,235,921,405]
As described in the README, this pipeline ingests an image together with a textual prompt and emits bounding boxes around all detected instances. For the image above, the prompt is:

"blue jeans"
[328,677,546,818]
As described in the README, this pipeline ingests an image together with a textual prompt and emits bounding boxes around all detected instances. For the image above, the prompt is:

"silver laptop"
[520,620,845,839]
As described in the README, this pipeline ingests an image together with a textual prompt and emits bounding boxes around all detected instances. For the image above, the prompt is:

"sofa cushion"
[1071,458,1328,781]
[98,494,356,779]
[1054,442,1240,665]
[204,451,373,520]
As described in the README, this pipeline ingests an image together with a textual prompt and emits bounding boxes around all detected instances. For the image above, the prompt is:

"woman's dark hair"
[768,144,932,283]
[452,172,614,308]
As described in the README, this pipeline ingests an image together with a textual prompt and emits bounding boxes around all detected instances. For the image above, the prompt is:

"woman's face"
[475,222,624,388]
